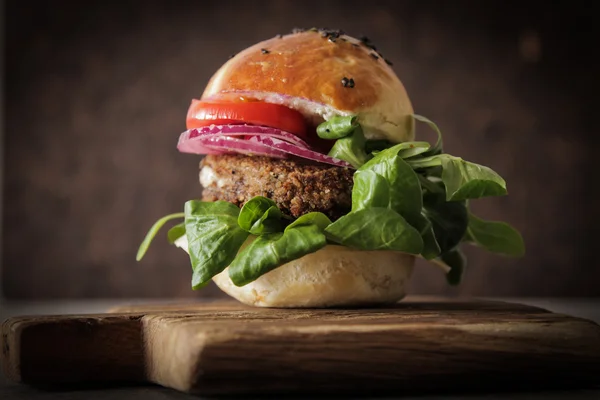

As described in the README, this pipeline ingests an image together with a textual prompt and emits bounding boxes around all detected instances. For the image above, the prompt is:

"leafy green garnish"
[413,114,443,156]
[228,220,328,286]
[422,191,468,254]
[184,201,249,289]
[325,208,423,253]
[238,196,283,235]
[413,213,442,260]
[167,222,186,244]
[464,212,525,257]
[317,116,358,139]
[407,154,507,201]
[286,212,332,230]
[441,157,507,201]
[358,145,439,259]
[327,126,369,168]
[439,249,466,285]
[136,213,184,261]
[396,142,432,159]
[359,144,423,218]
[351,170,390,210]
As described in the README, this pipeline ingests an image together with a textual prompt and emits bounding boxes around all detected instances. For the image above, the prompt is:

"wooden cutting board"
[2,298,600,395]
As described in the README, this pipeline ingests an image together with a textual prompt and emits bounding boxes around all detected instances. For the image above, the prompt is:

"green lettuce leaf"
[413,114,443,156]
[184,201,249,289]
[464,212,525,257]
[327,126,369,168]
[136,212,184,261]
[422,191,468,254]
[351,170,390,211]
[286,212,332,230]
[413,213,442,260]
[325,207,423,253]
[228,215,329,286]
[363,140,430,159]
[407,154,507,201]
[439,249,466,285]
[358,145,439,258]
[440,157,507,201]
[238,196,283,235]
[359,144,423,218]
[317,116,358,139]
[167,222,186,244]
[396,142,432,159]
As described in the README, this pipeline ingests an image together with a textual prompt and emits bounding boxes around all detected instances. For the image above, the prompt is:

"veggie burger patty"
[199,154,354,220]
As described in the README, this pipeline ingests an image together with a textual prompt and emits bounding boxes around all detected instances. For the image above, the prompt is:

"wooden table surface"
[1,297,599,400]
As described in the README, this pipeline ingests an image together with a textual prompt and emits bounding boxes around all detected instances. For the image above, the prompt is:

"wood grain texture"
[2,314,145,385]
[2,299,600,395]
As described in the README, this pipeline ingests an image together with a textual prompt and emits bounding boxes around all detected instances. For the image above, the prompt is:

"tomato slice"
[186,100,308,138]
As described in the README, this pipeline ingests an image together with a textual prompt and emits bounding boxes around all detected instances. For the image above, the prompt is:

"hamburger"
[137,28,525,308]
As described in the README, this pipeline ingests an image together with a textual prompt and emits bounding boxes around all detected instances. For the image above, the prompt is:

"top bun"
[202,30,415,143]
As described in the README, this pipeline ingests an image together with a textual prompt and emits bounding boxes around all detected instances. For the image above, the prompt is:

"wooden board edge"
[189,319,600,395]
[1,314,147,385]
[1,316,23,382]
[143,314,207,392]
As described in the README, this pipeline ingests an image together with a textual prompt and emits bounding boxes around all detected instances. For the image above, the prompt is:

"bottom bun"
[213,245,414,308]
[175,236,414,308]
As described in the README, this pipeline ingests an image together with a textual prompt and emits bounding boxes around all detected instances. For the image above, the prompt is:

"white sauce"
[199,166,225,188]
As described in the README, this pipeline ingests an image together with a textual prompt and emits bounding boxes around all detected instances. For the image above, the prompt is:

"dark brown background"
[2,0,598,299]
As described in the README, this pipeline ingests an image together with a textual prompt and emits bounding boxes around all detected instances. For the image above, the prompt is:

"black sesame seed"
[360,35,370,43]
[366,43,377,51]
[276,34,283,39]
[261,48,270,54]
[370,53,379,60]
[384,58,393,66]
[228,54,235,59]
[319,28,344,43]
[341,77,355,88]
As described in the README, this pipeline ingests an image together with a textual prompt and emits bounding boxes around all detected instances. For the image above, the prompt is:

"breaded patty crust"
[199,154,354,220]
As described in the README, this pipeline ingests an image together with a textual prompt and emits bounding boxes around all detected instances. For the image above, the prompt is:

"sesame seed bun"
[202,30,415,143]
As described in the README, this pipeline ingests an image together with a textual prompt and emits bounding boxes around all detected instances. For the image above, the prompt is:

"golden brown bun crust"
[202,31,415,142]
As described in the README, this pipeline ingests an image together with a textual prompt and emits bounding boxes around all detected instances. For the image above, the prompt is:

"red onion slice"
[177,124,352,168]
[179,135,287,159]
[176,136,225,155]
[182,124,310,149]
[248,136,354,168]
